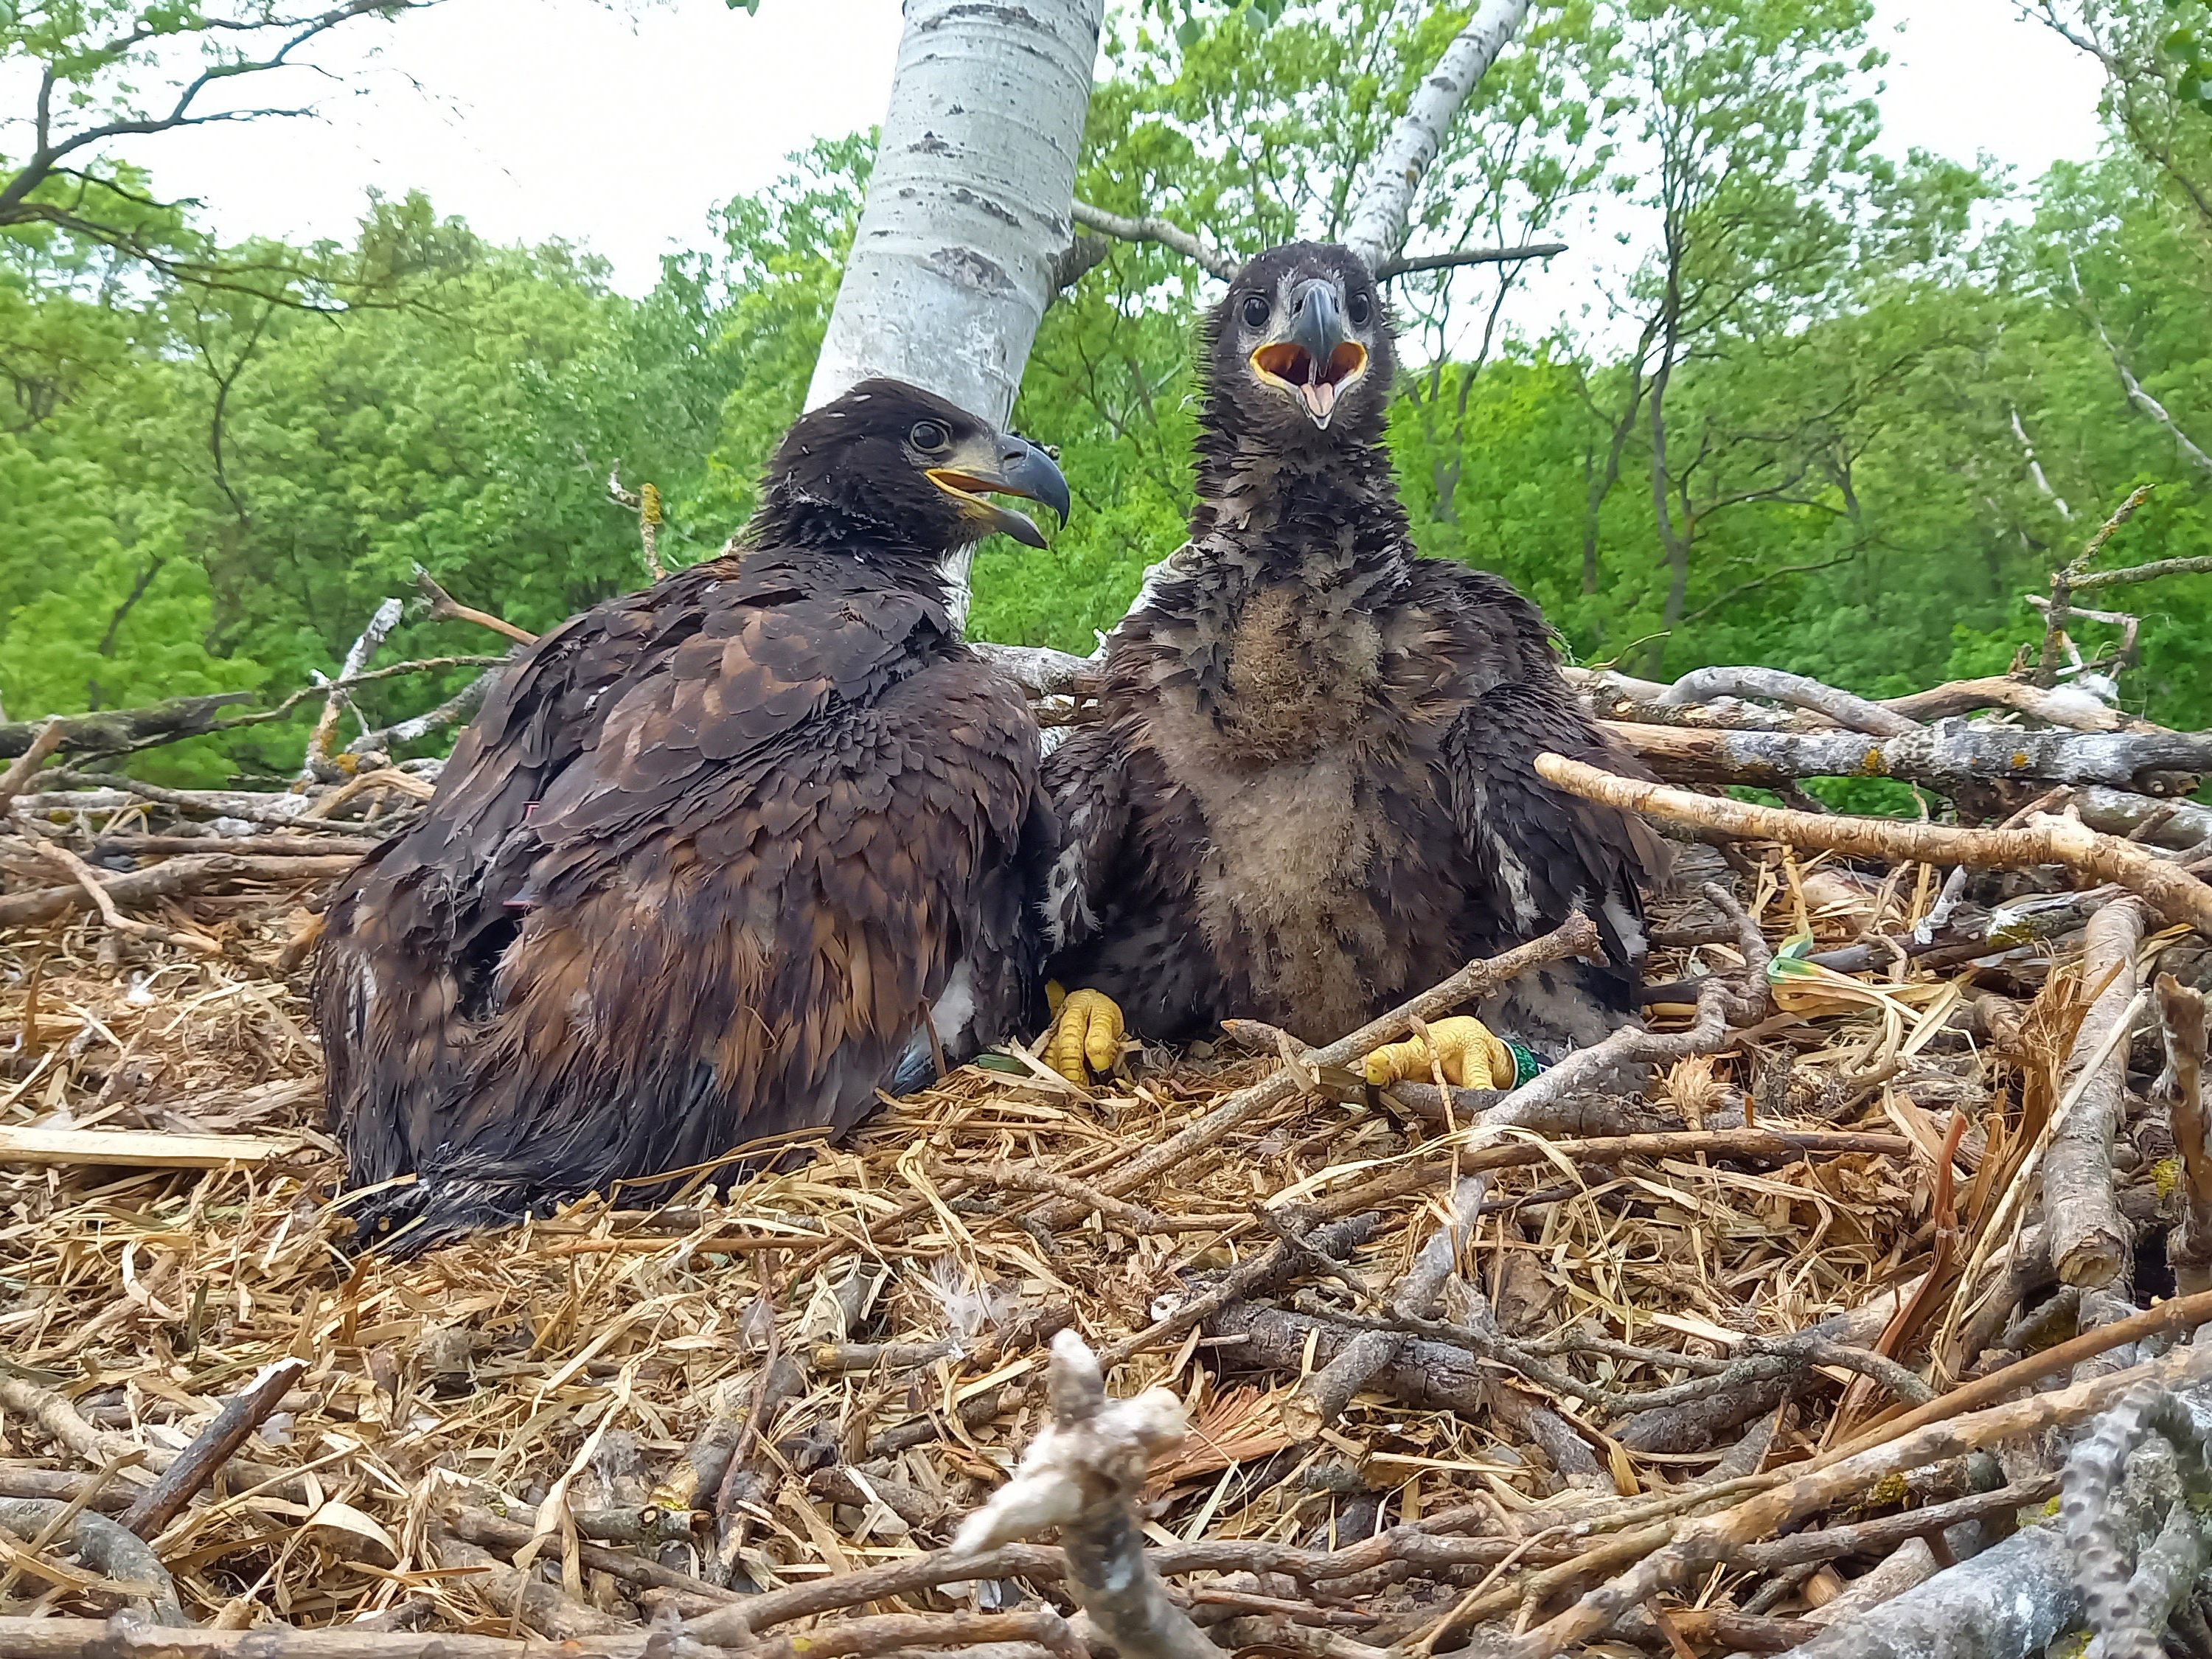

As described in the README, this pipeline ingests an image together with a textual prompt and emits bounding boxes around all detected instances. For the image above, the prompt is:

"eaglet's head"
[1206,242,1394,444]
[762,378,1071,552]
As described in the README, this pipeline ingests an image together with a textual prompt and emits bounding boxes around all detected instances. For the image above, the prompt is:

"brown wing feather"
[316,554,1041,1254]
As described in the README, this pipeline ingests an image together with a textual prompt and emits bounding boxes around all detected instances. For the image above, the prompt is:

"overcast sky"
[115,0,2111,298]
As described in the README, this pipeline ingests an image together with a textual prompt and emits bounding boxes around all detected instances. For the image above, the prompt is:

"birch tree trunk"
[806,0,1103,426]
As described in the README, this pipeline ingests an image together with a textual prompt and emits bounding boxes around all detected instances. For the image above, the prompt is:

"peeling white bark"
[1342,0,1534,271]
[807,0,1105,430]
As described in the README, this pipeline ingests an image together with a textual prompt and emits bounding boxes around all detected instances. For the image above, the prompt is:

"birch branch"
[1598,720,2212,794]
[1070,201,1239,281]
[1655,665,1919,736]
[299,597,401,783]
[1342,0,1534,271]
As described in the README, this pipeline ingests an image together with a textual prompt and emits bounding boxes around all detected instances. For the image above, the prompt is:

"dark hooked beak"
[1250,279,1370,429]
[927,432,1071,549]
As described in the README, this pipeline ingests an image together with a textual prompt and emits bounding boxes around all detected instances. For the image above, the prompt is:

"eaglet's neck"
[745,496,966,601]
[1191,430,1413,590]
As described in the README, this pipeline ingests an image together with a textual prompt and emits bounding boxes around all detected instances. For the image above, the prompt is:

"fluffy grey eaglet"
[1035,241,1661,1091]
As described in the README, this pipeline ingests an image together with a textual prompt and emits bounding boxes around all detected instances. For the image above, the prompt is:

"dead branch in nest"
[0,717,65,813]
[428,1531,636,1639]
[969,641,1099,699]
[1506,1335,2212,1655]
[1882,674,2130,731]
[414,567,541,647]
[1103,1213,1381,1368]
[0,695,255,762]
[2045,899,2146,1288]
[0,851,358,928]
[1655,665,1921,735]
[439,1506,742,1609]
[0,1500,182,1624]
[340,669,497,759]
[1281,1175,1486,1440]
[2162,973,2212,1294]
[1537,752,2212,932]
[1598,720,2212,794]
[117,1357,305,1537]
[976,1162,1248,1234]
[1029,914,1601,1231]
[1310,1128,1912,1219]
[25,840,224,956]
[945,1330,1216,1659]
[0,1623,667,1659]
[41,770,408,837]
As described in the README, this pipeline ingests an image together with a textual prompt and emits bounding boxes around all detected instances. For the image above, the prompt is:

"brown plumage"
[315,380,1068,1254]
[1040,243,1660,1057]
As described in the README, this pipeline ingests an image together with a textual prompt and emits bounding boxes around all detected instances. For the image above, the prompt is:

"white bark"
[1342,0,1534,271]
[807,0,1104,428]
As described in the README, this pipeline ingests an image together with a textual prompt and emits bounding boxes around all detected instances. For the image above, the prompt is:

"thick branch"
[1534,754,2212,933]
[1655,665,1919,736]
[1599,720,2212,794]
[2044,900,2145,1287]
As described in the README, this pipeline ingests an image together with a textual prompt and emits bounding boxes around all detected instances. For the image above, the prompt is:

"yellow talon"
[1363,1016,1514,1091]
[1043,983,1126,1084]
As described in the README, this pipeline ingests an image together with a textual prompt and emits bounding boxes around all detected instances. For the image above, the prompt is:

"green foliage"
[11,0,2212,799]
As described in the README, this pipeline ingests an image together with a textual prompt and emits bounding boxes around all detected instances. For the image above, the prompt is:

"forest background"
[8,0,2212,798]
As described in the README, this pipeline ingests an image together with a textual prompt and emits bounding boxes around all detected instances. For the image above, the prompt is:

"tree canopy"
[8,0,2212,787]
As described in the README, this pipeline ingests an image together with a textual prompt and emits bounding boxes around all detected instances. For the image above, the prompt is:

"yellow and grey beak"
[926,432,1071,549]
[1250,280,1369,429]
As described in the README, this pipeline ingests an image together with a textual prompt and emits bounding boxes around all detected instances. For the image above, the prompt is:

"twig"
[0,717,65,814]
[414,568,538,646]
[1030,915,1601,1230]
[119,1357,306,1537]
[1536,754,2212,933]
[29,840,223,956]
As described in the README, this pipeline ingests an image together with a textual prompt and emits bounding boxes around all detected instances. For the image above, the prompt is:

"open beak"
[1250,280,1369,429]
[926,432,1071,549]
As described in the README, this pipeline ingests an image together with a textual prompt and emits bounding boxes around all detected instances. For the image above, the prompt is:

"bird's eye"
[1348,291,1372,327]
[910,420,950,453]
[1240,293,1270,329]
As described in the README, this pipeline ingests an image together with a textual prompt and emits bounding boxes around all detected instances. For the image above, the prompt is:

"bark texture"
[1342,0,1534,269]
[807,0,1103,429]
